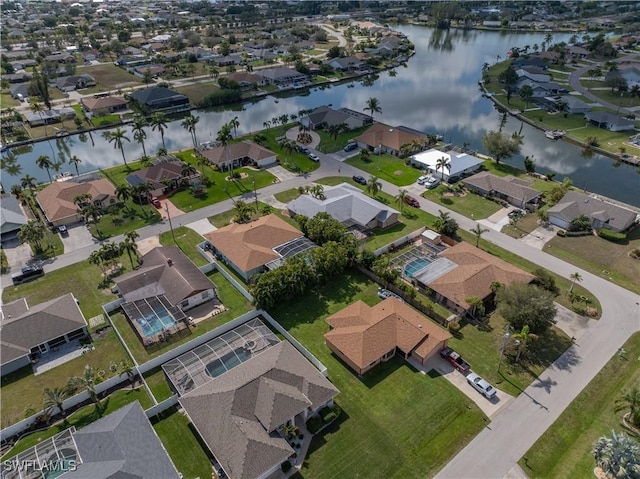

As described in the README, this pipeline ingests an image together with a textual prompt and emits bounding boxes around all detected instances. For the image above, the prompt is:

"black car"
[57,225,69,237]
[352,175,367,185]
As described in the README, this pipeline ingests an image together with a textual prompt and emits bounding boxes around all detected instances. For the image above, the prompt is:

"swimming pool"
[404,258,432,278]
[206,348,253,378]
[122,295,184,341]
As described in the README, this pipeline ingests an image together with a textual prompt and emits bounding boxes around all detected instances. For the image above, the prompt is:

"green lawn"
[152,407,213,479]
[273,187,302,204]
[449,314,572,397]
[481,161,562,194]
[2,388,152,459]
[0,329,131,429]
[175,81,222,104]
[520,332,640,479]
[270,271,487,479]
[345,153,423,186]
[110,270,253,362]
[246,126,320,174]
[587,88,640,109]
[79,63,143,90]
[143,367,174,403]
[422,185,502,219]
[316,125,370,153]
[2,261,118,319]
[208,201,274,228]
[159,226,208,267]
[501,213,540,239]
[546,224,640,295]
[89,203,162,239]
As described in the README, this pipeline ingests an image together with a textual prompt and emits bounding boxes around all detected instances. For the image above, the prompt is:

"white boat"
[54,172,74,182]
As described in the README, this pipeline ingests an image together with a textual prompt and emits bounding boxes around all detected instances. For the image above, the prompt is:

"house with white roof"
[410,149,484,181]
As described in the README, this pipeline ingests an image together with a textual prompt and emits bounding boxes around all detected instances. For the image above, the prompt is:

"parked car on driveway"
[440,347,471,373]
[352,175,367,185]
[417,175,429,185]
[344,142,358,152]
[424,177,440,189]
[151,197,162,208]
[405,195,420,207]
[57,225,68,237]
[467,373,497,399]
[308,153,320,162]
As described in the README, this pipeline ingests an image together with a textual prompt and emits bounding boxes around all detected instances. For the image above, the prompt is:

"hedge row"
[597,228,627,243]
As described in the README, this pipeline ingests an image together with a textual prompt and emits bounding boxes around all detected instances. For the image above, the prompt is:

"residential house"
[511,57,548,70]
[177,331,339,479]
[568,45,590,59]
[3,72,31,84]
[134,64,166,78]
[10,59,37,71]
[558,95,591,114]
[410,149,484,181]
[204,214,313,281]
[0,294,88,376]
[43,52,76,64]
[81,96,128,116]
[517,78,561,97]
[81,50,99,62]
[116,56,151,68]
[129,87,190,114]
[200,140,277,171]
[516,70,552,85]
[0,194,27,244]
[255,67,308,87]
[113,245,216,311]
[547,191,637,232]
[125,158,199,197]
[409,242,534,314]
[227,72,267,89]
[354,122,425,156]
[24,107,76,126]
[212,54,242,67]
[327,56,367,72]
[585,111,635,132]
[184,46,216,61]
[36,178,118,226]
[2,402,180,478]
[301,106,369,131]
[324,298,452,375]
[463,172,542,210]
[9,83,29,100]
[535,50,562,63]
[55,74,96,92]
[287,182,400,231]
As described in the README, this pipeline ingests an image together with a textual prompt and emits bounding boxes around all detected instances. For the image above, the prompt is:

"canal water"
[4,25,639,206]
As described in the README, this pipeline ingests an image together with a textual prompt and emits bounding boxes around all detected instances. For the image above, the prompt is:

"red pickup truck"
[440,347,471,373]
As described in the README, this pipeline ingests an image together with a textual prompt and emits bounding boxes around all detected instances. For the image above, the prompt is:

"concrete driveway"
[520,223,558,250]
[409,356,514,418]
[479,206,514,232]
[1,239,33,271]
[60,223,97,253]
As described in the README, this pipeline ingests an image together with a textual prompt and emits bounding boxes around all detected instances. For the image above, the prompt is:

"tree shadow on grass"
[303,407,350,457]
[527,329,578,371]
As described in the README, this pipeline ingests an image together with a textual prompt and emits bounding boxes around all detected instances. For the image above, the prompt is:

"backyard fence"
[197,242,254,301]
[373,227,426,256]
[144,394,179,419]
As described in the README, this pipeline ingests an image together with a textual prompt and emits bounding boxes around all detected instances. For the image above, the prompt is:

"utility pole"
[497,325,512,372]
[164,203,177,245]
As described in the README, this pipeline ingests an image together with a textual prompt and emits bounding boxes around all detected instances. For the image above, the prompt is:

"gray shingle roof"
[463,172,541,204]
[0,195,27,234]
[1,294,86,365]
[547,191,637,231]
[64,401,180,479]
[114,246,213,306]
[180,341,339,479]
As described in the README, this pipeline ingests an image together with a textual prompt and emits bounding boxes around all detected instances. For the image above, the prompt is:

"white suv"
[467,373,497,399]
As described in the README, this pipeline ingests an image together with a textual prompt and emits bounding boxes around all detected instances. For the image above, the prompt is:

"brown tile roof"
[114,246,213,306]
[1,294,87,365]
[204,215,302,273]
[354,122,424,152]
[228,72,264,84]
[430,242,534,309]
[201,141,276,166]
[180,341,339,479]
[81,96,127,111]
[36,178,117,223]
[324,298,451,371]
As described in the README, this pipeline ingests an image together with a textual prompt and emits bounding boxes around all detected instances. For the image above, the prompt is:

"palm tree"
[262,120,271,130]
[569,272,583,293]
[21,174,37,192]
[36,154,54,183]
[229,116,240,138]
[510,325,537,363]
[364,97,382,119]
[180,163,197,186]
[68,155,81,176]
[115,184,132,209]
[327,123,347,143]
[471,223,489,247]
[119,238,138,269]
[216,122,234,174]
[133,182,153,209]
[31,102,48,137]
[592,430,640,479]
[435,156,451,182]
[181,114,200,149]
[395,189,407,213]
[366,175,382,197]
[615,387,640,427]
[68,365,100,405]
[73,192,92,209]
[131,115,148,158]
[150,112,168,149]
[105,127,131,167]
[43,387,69,416]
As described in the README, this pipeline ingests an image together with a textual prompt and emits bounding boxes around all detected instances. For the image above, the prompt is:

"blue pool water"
[206,348,252,378]
[137,312,178,338]
[404,258,431,278]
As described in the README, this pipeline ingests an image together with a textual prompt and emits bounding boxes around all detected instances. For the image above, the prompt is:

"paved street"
[2,147,638,479]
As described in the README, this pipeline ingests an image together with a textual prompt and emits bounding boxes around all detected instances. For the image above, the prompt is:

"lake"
[4,25,639,206]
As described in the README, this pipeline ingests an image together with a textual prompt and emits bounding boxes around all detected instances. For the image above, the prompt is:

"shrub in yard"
[630,248,640,260]
[306,416,323,434]
[281,461,292,473]
[532,268,559,295]
[597,229,627,243]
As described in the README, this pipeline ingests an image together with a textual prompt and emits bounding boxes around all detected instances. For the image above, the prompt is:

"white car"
[417,175,430,185]
[424,177,440,189]
[308,153,320,162]
[466,373,497,399]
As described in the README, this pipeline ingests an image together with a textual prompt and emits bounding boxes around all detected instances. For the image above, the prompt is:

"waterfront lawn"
[457,229,601,317]
[246,127,321,174]
[316,125,370,153]
[448,314,572,398]
[159,226,208,267]
[270,271,486,479]
[110,270,252,362]
[143,367,174,403]
[345,153,422,186]
[175,81,221,104]
[546,224,640,295]
[152,406,213,479]
[2,388,152,460]
[2,261,118,319]
[422,185,502,219]
[520,332,640,479]
[79,63,143,90]
[0,329,130,429]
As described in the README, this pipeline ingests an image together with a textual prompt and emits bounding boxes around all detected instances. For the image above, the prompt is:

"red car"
[405,195,420,207]
[151,197,162,208]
